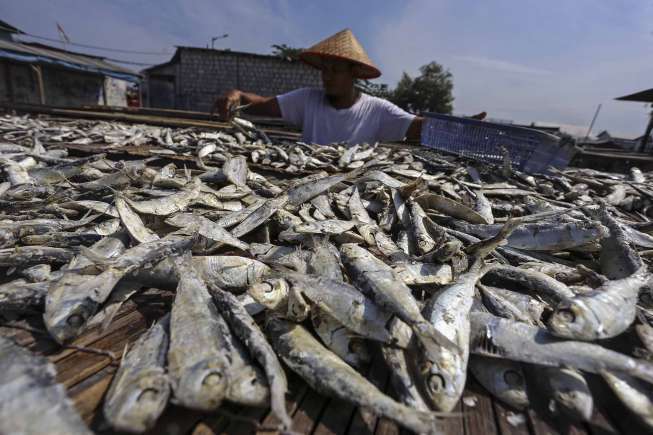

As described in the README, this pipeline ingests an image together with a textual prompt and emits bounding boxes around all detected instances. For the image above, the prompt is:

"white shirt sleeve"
[277,87,312,128]
[375,99,416,142]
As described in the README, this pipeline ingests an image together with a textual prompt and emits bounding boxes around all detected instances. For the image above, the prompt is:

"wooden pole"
[639,108,653,153]
[31,65,45,105]
[584,103,602,139]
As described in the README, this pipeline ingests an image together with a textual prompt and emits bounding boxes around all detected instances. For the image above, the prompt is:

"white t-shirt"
[277,87,415,145]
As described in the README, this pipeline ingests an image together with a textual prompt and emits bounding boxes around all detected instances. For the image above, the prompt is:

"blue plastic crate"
[420,113,575,173]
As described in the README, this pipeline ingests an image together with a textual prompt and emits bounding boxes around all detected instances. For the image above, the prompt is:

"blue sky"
[3,0,652,137]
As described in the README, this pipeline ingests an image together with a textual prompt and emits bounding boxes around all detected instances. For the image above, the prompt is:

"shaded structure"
[615,88,653,152]
[0,20,139,107]
[143,47,321,112]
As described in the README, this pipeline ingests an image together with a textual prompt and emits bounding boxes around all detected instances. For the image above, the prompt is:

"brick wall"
[148,48,321,112]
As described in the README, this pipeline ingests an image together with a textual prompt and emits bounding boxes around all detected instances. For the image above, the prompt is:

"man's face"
[320,58,355,97]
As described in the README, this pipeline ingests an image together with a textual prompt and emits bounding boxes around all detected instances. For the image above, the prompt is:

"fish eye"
[203,372,223,386]
[556,308,576,323]
[67,314,84,328]
[503,370,523,386]
[137,388,158,402]
[428,374,446,392]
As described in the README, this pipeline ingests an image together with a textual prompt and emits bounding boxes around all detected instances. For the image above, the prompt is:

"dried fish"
[167,254,230,411]
[267,318,443,435]
[103,315,170,433]
[0,336,92,435]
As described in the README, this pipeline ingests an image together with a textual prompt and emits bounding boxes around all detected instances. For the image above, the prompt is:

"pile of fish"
[1,112,653,435]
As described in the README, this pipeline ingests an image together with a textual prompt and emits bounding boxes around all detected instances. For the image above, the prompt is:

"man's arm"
[212,89,281,120]
[405,116,423,141]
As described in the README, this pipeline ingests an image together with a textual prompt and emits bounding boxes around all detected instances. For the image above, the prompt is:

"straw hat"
[299,29,381,79]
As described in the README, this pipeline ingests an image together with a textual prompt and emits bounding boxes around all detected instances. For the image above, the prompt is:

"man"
[213,29,424,145]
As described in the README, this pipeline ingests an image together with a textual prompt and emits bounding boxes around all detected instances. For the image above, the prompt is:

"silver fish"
[167,255,230,411]
[484,264,575,305]
[115,195,159,243]
[0,279,49,314]
[471,311,653,384]
[124,179,201,216]
[416,260,485,411]
[602,371,653,430]
[294,219,359,235]
[266,318,443,435]
[0,336,92,435]
[311,308,371,368]
[479,284,546,326]
[45,232,192,343]
[222,155,248,187]
[103,315,170,433]
[165,213,248,250]
[282,272,394,344]
[548,266,652,340]
[531,366,593,421]
[231,194,288,237]
[207,284,292,432]
[453,220,608,251]
[469,356,529,409]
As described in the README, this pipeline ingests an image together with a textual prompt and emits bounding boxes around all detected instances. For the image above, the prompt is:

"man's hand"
[211,89,241,121]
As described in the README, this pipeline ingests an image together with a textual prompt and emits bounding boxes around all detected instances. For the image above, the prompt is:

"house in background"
[0,20,140,107]
[616,88,653,153]
[142,46,321,112]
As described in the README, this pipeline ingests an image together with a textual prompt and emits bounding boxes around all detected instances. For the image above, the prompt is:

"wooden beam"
[30,64,46,105]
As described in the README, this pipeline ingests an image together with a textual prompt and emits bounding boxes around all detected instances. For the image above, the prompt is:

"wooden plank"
[69,364,117,423]
[438,401,464,435]
[219,403,270,434]
[587,375,643,435]
[374,416,400,435]
[143,405,205,435]
[55,322,146,388]
[585,407,619,435]
[312,397,357,435]
[462,379,499,435]
[256,372,310,434]
[346,358,390,435]
[492,400,530,435]
[288,391,329,435]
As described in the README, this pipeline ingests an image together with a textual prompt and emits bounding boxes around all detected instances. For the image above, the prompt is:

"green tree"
[271,44,303,61]
[391,62,454,114]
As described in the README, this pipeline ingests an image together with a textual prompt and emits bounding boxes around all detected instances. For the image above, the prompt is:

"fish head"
[104,370,170,432]
[248,278,289,310]
[495,367,529,409]
[548,370,593,421]
[175,359,228,411]
[44,275,100,344]
[547,299,600,340]
[418,348,466,412]
[227,368,270,407]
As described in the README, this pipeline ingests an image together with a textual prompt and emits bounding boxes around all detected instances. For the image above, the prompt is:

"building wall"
[42,67,103,106]
[0,61,40,104]
[146,49,321,112]
[0,60,129,107]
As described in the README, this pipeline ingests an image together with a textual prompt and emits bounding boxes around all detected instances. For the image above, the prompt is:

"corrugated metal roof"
[0,39,140,82]
[615,88,653,103]
[0,20,22,34]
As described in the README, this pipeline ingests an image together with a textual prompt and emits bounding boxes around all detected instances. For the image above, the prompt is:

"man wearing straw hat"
[213,29,425,145]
